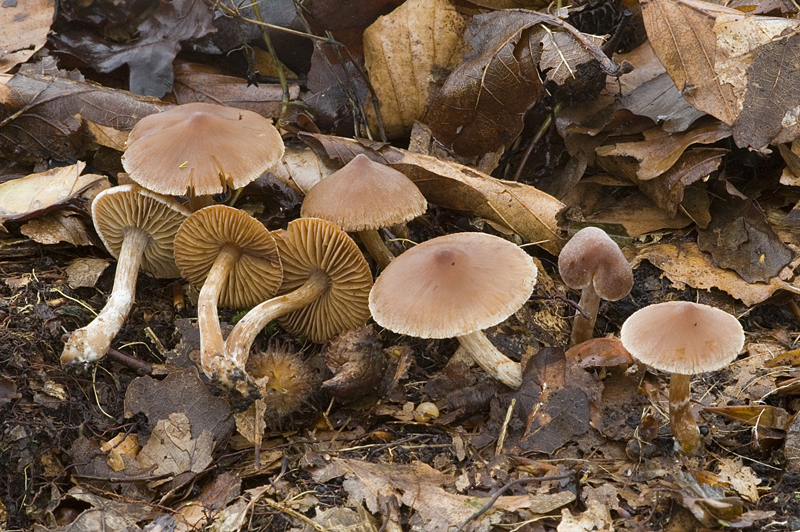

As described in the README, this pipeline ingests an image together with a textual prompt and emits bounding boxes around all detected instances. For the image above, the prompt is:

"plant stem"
[457,331,522,388]
[570,283,600,347]
[198,243,241,379]
[358,229,394,269]
[670,372,702,455]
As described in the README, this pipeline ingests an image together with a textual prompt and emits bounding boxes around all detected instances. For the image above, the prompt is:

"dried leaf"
[0,162,105,230]
[49,0,215,97]
[363,0,466,138]
[20,211,92,246]
[305,0,404,31]
[642,0,740,125]
[567,338,634,368]
[67,258,110,289]
[136,413,214,487]
[595,121,731,181]
[704,404,790,430]
[301,133,566,254]
[0,0,55,74]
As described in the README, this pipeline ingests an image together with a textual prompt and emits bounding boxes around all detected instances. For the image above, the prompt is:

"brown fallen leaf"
[595,120,731,181]
[785,411,800,472]
[628,241,800,306]
[300,133,566,254]
[66,257,110,289]
[173,62,299,119]
[704,404,790,430]
[363,0,466,138]
[0,162,106,230]
[641,0,740,125]
[20,211,92,246]
[567,338,634,368]
[0,0,55,74]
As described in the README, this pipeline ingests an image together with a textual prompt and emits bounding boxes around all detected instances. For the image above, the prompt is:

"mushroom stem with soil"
[457,330,523,388]
[669,373,700,454]
[62,227,148,365]
[357,229,396,270]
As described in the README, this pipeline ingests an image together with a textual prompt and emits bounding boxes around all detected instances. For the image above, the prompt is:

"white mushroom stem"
[198,243,241,379]
[457,331,522,388]
[225,269,332,367]
[358,229,394,270]
[570,283,600,347]
[669,372,702,455]
[61,227,150,365]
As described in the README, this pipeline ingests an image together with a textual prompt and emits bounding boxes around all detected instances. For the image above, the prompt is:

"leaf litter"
[4,0,800,530]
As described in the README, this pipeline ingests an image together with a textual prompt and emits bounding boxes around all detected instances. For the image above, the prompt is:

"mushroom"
[620,301,744,455]
[122,102,285,210]
[224,217,373,366]
[300,154,427,269]
[173,205,283,396]
[61,184,190,365]
[369,232,537,388]
[557,227,633,346]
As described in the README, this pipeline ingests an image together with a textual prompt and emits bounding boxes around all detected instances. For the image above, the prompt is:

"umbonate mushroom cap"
[173,205,282,309]
[273,217,373,343]
[92,184,191,278]
[620,301,744,375]
[300,154,427,231]
[122,102,285,197]
[558,226,633,301]
[369,232,538,339]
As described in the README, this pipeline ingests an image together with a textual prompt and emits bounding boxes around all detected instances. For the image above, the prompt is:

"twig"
[457,472,575,531]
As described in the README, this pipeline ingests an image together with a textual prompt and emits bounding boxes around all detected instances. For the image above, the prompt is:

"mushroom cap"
[173,205,283,309]
[122,102,285,197]
[92,184,191,278]
[369,232,538,339]
[620,301,744,375]
[300,154,427,231]
[274,217,373,343]
[558,226,633,301]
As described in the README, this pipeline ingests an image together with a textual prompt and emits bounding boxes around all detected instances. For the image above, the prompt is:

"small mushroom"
[173,205,282,396]
[224,217,373,365]
[122,102,285,210]
[61,185,190,365]
[300,154,427,269]
[620,301,744,455]
[369,232,537,388]
[558,227,633,346]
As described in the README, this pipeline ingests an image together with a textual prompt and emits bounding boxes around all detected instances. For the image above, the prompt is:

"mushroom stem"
[669,372,702,455]
[457,331,522,388]
[358,229,395,269]
[225,269,332,367]
[198,243,242,378]
[61,227,149,365]
[570,283,600,347]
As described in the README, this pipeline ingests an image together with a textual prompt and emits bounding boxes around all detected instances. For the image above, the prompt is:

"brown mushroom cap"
[93,184,191,278]
[273,217,373,343]
[173,205,282,308]
[122,102,285,197]
[620,301,744,375]
[300,154,427,231]
[558,227,633,301]
[369,232,538,339]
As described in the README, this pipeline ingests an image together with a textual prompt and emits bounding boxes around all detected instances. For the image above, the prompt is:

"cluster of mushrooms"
[59,102,745,456]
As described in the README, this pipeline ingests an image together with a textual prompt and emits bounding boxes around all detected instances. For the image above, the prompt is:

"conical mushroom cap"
[369,232,538,339]
[122,102,284,197]
[620,301,744,375]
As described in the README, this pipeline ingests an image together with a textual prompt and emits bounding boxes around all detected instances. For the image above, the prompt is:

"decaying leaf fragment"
[0,0,55,74]
[363,0,466,138]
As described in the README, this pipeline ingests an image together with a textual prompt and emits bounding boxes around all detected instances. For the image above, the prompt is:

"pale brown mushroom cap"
[173,205,282,308]
[122,102,285,197]
[558,226,633,301]
[274,217,373,343]
[92,184,191,278]
[300,154,427,231]
[369,232,538,339]
[620,301,744,375]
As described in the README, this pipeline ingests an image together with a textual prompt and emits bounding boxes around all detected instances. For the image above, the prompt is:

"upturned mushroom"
[122,102,285,210]
[224,217,373,367]
[300,154,427,269]
[558,227,633,346]
[61,185,190,365]
[620,301,744,455]
[173,205,282,396]
[369,232,537,388]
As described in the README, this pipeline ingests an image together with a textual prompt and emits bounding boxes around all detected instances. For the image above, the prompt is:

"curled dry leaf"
[363,0,466,138]
[300,133,566,254]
